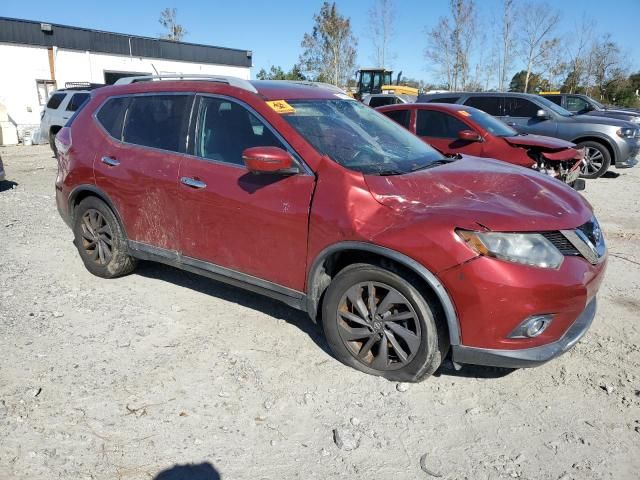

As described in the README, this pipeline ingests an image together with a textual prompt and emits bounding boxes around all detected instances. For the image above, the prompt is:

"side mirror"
[242,146,298,175]
[536,109,549,119]
[458,130,482,142]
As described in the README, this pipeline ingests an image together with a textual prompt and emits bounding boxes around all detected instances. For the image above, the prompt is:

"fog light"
[508,314,553,339]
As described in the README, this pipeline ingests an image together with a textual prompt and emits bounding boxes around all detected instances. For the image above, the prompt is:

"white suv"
[40,85,95,154]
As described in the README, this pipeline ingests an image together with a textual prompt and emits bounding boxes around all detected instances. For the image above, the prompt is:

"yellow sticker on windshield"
[266,100,296,114]
[458,110,471,117]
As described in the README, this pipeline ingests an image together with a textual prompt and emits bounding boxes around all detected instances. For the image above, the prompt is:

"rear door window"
[195,97,285,165]
[66,93,90,112]
[382,109,411,128]
[416,110,469,138]
[464,96,502,115]
[542,95,562,106]
[96,97,129,140]
[122,95,193,153]
[46,93,66,110]
[503,97,539,117]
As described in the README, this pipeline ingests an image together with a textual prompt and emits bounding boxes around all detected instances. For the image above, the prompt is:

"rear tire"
[73,197,136,278]
[577,141,611,179]
[321,263,448,382]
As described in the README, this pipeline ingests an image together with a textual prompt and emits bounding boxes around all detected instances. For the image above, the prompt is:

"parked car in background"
[55,76,607,381]
[540,92,640,124]
[362,93,417,108]
[419,91,640,179]
[40,83,102,155]
[377,103,584,189]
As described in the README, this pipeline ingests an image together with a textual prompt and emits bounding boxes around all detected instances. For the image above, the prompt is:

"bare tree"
[498,0,516,91]
[159,8,187,41]
[299,2,358,87]
[518,2,560,92]
[368,0,396,68]
[589,34,626,99]
[425,0,477,90]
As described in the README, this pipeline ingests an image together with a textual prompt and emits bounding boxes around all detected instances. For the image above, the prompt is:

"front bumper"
[451,298,597,368]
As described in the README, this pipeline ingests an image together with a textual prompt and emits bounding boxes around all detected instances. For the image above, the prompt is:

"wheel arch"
[571,135,617,162]
[306,241,460,345]
[68,185,128,238]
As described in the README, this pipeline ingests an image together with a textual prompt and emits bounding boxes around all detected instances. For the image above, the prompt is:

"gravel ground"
[1,144,639,480]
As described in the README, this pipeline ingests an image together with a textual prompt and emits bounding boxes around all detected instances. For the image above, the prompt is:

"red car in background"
[377,103,585,190]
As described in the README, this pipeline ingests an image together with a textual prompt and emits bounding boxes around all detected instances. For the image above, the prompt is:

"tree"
[299,2,358,87]
[256,65,306,81]
[518,2,560,92]
[509,70,548,93]
[425,0,477,90]
[368,0,395,68]
[159,8,187,41]
[498,0,516,91]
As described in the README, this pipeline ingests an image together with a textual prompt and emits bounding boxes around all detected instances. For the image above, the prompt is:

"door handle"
[101,156,120,167]
[180,177,207,189]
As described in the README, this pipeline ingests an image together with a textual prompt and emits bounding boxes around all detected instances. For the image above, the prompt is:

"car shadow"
[134,261,332,357]
[154,462,220,480]
[434,357,515,379]
[601,171,620,179]
[0,180,18,192]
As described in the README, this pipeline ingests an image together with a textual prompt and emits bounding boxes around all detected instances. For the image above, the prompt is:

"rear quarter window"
[66,93,90,112]
[46,93,66,109]
[96,97,129,140]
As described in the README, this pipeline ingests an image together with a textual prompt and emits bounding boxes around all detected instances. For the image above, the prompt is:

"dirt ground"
[0,144,638,480]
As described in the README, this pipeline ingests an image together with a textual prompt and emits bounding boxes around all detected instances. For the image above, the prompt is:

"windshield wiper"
[409,158,455,172]
[376,169,406,176]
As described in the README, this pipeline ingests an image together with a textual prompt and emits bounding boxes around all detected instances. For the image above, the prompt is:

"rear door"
[414,109,484,157]
[177,95,315,291]
[93,93,193,250]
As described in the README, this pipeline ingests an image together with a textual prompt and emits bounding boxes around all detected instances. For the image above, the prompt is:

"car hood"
[364,156,592,232]
[571,113,636,128]
[503,134,575,150]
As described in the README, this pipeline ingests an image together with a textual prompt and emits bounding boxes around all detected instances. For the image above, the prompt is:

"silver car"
[39,87,92,155]
[419,91,640,179]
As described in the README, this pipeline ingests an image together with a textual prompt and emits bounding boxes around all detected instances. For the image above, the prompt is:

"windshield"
[282,99,446,175]
[463,108,517,137]
[536,96,573,117]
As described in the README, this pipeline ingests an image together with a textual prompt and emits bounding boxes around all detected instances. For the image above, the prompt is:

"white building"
[0,17,253,142]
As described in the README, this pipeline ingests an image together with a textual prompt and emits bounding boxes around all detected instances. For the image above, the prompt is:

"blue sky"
[1,0,638,83]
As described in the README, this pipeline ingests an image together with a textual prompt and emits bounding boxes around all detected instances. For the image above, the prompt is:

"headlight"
[616,127,640,138]
[457,230,564,269]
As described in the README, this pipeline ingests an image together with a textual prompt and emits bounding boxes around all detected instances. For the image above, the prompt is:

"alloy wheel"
[336,282,422,371]
[581,147,604,176]
[80,209,114,266]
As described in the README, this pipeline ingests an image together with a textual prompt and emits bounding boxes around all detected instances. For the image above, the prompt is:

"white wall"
[0,42,251,131]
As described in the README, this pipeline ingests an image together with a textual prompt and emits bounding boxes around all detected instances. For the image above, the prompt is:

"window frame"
[189,94,313,175]
[415,108,472,139]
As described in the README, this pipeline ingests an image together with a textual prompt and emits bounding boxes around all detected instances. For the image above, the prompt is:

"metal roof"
[0,17,252,68]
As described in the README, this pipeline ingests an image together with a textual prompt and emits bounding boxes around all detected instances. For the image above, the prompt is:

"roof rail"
[285,81,347,94]
[113,74,258,94]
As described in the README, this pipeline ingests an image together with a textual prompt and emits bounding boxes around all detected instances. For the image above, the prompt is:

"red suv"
[55,76,607,382]
[378,103,585,189]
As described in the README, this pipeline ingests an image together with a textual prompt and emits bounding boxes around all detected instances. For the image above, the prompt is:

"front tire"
[73,197,136,278]
[577,141,611,179]
[321,263,448,382]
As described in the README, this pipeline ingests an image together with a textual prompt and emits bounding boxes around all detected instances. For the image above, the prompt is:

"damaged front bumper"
[451,298,597,368]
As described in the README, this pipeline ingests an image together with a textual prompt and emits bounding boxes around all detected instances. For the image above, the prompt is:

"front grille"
[541,231,580,256]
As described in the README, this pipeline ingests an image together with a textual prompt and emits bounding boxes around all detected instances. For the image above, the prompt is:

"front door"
[415,109,485,157]
[502,97,556,136]
[177,96,315,291]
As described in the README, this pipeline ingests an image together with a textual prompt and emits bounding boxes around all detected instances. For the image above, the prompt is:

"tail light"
[55,127,72,155]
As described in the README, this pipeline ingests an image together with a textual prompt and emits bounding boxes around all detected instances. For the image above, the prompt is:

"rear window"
[464,96,502,115]
[66,93,90,112]
[96,97,129,140]
[46,93,66,110]
[382,109,411,129]
[368,96,400,108]
[122,95,193,153]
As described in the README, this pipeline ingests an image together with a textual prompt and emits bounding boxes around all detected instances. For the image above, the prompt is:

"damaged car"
[54,77,607,381]
[378,103,585,190]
